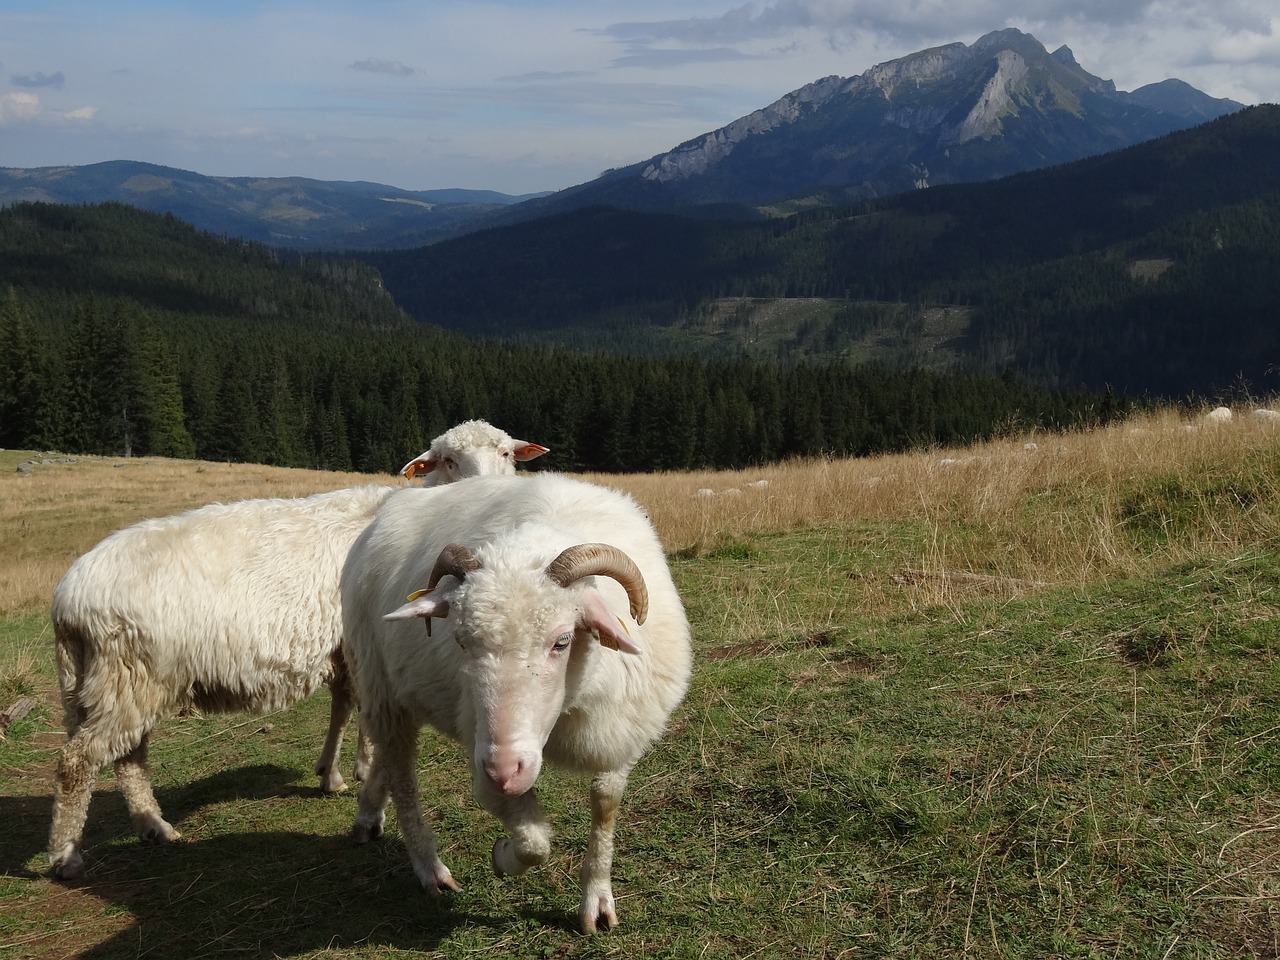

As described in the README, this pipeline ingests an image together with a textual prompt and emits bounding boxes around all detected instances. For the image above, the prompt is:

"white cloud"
[0,92,40,124]
[1208,19,1280,64]
[0,92,97,126]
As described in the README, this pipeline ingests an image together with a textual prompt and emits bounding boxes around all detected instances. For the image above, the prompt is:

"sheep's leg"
[351,753,390,843]
[384,731,460,893]
[114,735,180,844]
[579,768,631,934]
[315,656,353,793]
[353,727,374,782]
[351,706,399,843]
[47,725,114,880]
[474,772,552,880]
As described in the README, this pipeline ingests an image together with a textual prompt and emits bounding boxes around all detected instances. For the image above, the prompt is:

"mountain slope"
[0,161,541,250]
[365,105,1280,398]
[516,28,1244,218]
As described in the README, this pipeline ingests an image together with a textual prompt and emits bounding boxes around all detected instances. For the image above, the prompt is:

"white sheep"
[46,420,548,881]
[46,485,391,880]
[399,419,548,484]
[340,473,692,933]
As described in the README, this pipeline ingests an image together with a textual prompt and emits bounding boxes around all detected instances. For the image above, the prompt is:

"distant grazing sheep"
[340,473,692,933]
[1205,406,1233,423]
[46,420,548,881]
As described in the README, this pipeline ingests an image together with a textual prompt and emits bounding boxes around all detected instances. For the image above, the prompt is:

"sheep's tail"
[52,616,88,735]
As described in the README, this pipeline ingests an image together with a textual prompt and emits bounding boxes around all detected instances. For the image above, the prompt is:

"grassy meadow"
[1,407,1277,958]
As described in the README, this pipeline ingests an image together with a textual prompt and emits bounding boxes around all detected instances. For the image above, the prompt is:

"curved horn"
[545,543,649,625]
[427,542,482,591]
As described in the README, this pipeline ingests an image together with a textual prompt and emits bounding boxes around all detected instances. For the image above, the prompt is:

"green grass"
[1,528,1277,957]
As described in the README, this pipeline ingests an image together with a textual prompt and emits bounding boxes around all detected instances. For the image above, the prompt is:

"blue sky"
[2,1,1277,195]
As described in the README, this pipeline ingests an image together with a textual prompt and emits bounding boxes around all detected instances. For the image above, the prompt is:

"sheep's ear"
[384,592,449,623]
[399,453,437,480]
[580,589,642,655]
[512,441,550,463]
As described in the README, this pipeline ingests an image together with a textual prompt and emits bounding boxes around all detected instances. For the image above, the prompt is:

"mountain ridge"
[513,28,1244,219]
[0,29,1248,248]
[0,160,545,250]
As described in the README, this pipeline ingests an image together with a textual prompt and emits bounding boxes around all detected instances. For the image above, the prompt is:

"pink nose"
[483,757,530,795]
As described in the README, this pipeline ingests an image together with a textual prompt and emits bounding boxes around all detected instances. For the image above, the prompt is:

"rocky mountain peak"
[527,28,1245,217]
[862,41,970,95]
[640,74,846,184]
[1051,44,1081,69]
[640,29,1103,183]
[942,48,1031,144]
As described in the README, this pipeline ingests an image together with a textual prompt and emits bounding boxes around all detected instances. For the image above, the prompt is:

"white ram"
[340,473,692,933]
[47,420,548,880]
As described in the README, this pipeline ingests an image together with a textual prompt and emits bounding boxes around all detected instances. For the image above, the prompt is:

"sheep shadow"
[0,763,309,878]
[0,792,57,878]
[66,831,480,960]
[3,764,582,958]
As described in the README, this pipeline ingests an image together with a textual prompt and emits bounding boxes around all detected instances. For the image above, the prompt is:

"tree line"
[0,200,1139,473]
[0,287,1135,475]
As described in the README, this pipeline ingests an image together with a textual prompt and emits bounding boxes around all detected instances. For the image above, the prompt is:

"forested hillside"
[0,202,1131,473]
[0,161,535,250]
[366,105,1280,397]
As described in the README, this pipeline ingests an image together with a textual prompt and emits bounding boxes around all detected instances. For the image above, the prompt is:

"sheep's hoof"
[491,837,533,878]
[319,773,348,794]
[580,894,619,934]
[416,859,461,894]
[132,813,180,844]
[50,847,85,882]
[314,760,348,793]
[351,815,384,844]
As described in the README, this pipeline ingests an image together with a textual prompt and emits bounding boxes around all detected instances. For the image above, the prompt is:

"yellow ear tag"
[616,615,630,636]
[407,587,429,602]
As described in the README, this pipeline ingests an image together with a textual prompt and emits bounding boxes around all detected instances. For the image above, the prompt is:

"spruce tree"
[0,289,48,449]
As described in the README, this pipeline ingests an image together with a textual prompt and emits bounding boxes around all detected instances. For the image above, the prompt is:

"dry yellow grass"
[4,404,1279,618]
[591,403,1280,591]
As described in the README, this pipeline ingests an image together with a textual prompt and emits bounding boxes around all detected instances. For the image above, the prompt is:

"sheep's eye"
[444,457,457,470]
[552,633,572,652]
